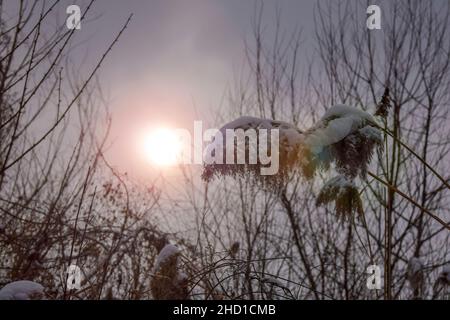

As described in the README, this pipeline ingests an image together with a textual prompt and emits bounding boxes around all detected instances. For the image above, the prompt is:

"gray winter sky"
[5,0,447,180]
[4,0,365,178]
[58,0,318,176]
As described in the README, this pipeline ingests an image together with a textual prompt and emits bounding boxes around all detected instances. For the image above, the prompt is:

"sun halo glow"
[142,128,183,166]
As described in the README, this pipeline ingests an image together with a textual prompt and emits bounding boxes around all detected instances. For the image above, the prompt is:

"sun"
[142,128,182,166]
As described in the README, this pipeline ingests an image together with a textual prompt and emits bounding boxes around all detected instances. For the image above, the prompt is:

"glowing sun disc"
[143,128,182,166]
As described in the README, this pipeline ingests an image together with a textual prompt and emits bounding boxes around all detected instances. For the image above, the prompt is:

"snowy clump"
[204,116,304,159]
[304,104,382,179]
[305,104,377,148]
[359,126,383,144]
[407,257,424,298]
[153,244,180,273]
[316,175,363,218]
[203,104,382,183]
[0,280,44,300]
[150,244,188,300]
[202,116,305,185]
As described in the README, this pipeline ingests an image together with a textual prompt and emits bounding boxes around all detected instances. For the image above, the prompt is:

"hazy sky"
[3,0,318,178]
[56,0,317,177]
[75,0,316,119]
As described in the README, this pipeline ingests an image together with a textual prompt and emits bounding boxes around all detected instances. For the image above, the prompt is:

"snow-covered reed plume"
[150,244,188,300]
[202,97,388,218]
[203,105,382,181]
[202,117,306,185]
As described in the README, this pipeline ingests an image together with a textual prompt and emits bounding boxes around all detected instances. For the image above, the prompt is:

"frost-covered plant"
[202,105,383,185]
[150,244,188,300]
[316,175,363,218]
[201,117,308,187]
[202,99,386,218]
[304,105,383,179]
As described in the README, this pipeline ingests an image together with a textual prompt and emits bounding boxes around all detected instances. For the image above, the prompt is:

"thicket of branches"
[0,1,172,299]
[0,0,449,300]
[167,0,450,300]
